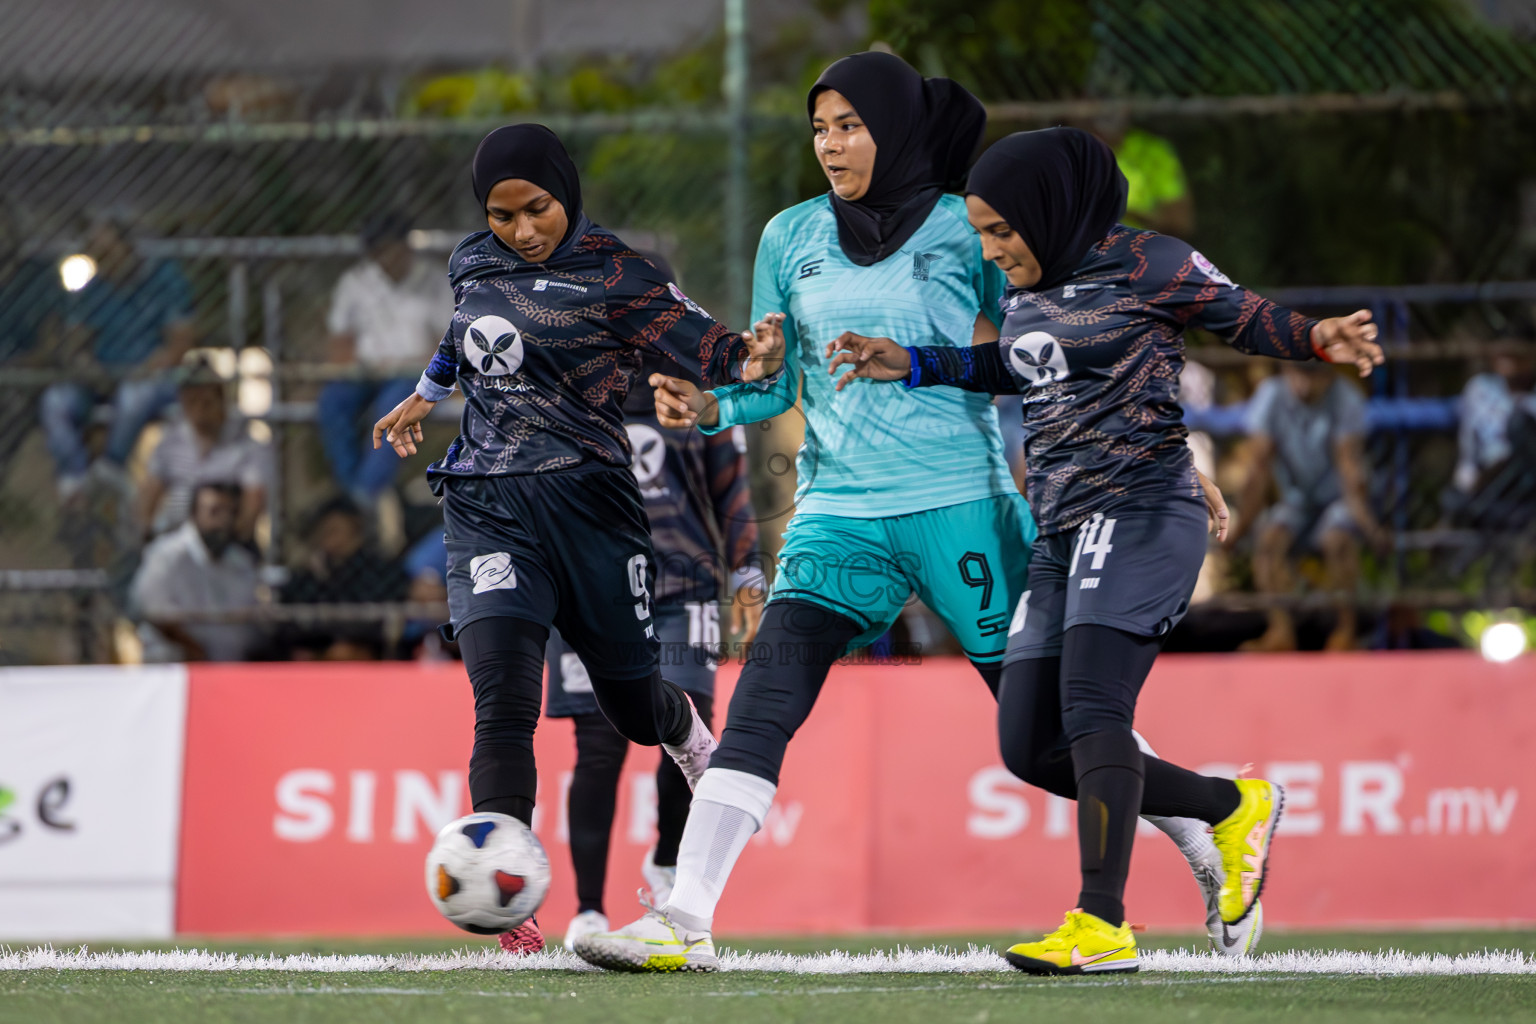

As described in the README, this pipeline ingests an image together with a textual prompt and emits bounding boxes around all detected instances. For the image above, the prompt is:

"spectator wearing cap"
[39,215,195,498]
[130,481,261,662]
[1228,363,1385,652]
[317,212,453,510]
[139,355,271,543]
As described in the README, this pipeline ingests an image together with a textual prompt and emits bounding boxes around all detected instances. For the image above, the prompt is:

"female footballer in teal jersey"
[573,53,1252,974]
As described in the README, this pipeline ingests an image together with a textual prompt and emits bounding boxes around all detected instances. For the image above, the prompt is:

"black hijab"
[808,52,986,267]
[964,127,1128,292]
[471,123,584,249]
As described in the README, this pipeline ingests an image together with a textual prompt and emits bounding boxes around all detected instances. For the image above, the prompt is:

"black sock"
[1072,729,1144,926]
[568,713,628,916]
[1142,758,1241,824]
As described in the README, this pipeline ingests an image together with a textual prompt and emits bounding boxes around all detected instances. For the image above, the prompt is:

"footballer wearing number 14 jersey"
[832,126,1383,974]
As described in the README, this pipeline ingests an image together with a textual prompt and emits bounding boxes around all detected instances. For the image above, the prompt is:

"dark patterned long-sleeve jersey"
[907,226,1319,535]
[621,382,758,604]
[418,225,751,481]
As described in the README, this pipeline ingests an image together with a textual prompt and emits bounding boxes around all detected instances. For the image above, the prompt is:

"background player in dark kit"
[550,255,763,947]
[373,124,784,951]
[826,127,1383,974]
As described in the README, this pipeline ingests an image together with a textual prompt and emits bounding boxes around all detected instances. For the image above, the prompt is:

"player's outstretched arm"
[373,394,435,457]
[826,333,913,391]
[1312,310,1384,379]
[652,373,720,429]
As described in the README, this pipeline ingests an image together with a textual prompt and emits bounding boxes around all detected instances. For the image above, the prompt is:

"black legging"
[457,616,693,825]
[710,599,1003,785]
[567,694,713,916]
[996,624,1240,819]
[997,623,1239,924]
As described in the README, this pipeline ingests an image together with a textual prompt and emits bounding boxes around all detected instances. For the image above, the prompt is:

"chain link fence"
[2,0,1534,663]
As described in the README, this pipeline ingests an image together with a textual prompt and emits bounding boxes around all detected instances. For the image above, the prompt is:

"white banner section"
[0,665,187,938]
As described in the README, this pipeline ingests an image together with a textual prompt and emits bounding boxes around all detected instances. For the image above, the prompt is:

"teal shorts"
[768,493,1037,663]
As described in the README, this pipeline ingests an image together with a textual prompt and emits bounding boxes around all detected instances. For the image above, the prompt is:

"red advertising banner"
[177,652,1536,936]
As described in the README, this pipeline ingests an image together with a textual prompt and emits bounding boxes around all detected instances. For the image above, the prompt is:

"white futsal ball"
[425,812,550,934]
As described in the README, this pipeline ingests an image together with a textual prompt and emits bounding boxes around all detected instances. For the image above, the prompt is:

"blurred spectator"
[1369,605,1463,651]
[280,497,410,659]
[140,356,271,543]
[1446,349,1536,530]
[318,213,453,513]
[1091,113,1194,237]
[1230,364,1384,652]
[130,482,261,662]
[39,215,195,498]
[0,207,64,483]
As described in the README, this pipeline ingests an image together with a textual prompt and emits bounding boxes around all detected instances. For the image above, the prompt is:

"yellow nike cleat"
[1003,909,1139,975]
[1211,778,1285,925]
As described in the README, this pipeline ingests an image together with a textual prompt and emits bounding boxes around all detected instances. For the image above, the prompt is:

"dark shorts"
[1004,499,1208,663]
[442,469,660,680]
[546,601,719,717]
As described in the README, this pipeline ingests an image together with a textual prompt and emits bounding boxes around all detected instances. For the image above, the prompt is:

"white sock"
[1132,729,1218,866]
[661,767,776,933]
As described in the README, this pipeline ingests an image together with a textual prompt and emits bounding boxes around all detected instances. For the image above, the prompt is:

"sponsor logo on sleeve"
[1191,251,1237,288]
[469,552,518,594]
[667,282,710,318]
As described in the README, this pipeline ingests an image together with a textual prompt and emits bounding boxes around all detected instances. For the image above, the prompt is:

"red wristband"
[1309,322,1330,362]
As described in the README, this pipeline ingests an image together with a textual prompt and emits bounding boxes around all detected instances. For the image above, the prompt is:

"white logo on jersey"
[1008,331,1070,386]
[625,423,667,487]
[668,282,710,318]
[1191,251,1237,289]
[463,315,524,376]
[470,552,518,594]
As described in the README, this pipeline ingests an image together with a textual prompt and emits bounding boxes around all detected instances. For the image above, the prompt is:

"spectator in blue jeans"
[39,216,195,497]
[317,213,453,509]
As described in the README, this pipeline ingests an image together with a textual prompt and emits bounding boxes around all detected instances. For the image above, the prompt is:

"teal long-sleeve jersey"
[702,193,1017,518]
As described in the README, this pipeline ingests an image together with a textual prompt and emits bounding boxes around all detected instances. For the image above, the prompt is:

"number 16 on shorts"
[1069,513,1117,588]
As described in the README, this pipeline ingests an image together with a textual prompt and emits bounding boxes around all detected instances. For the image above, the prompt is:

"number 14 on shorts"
[1069,513,1117,585]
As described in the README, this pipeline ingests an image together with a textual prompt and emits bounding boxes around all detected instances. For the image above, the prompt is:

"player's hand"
[1313,310,1383,378]
[373,394,434,457]
[740,313,787,382]
[1196,469,1229,544]
[825,333,912,391]
[651,373,719,429]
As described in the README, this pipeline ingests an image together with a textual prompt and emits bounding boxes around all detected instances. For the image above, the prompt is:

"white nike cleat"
[562,910,609,952]
[1191,845,1263,956]
[641,847,677,907]
[661,694,715,790]
[572,897,717,973]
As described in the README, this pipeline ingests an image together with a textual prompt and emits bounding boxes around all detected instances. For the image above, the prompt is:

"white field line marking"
[2,945,1535,976]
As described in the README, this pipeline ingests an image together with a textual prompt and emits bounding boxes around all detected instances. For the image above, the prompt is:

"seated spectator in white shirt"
[317,212,453,507]
[131,482,261,662]
[140,356,271,543]
[1448,349,1536,530]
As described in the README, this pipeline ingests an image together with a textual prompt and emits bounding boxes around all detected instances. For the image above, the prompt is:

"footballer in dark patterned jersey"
[828,127,1382,975]
[372,124,783,957]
